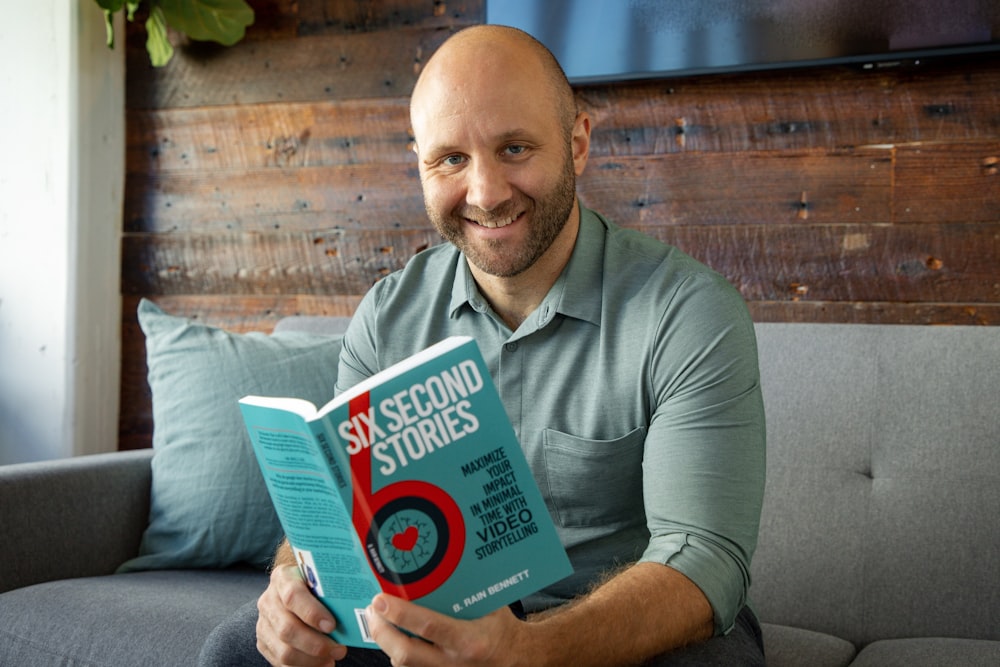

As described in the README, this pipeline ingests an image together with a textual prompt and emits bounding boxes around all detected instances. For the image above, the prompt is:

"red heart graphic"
[391,525,419,551]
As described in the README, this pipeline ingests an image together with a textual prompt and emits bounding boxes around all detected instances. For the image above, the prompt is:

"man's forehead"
[412,76,555,147]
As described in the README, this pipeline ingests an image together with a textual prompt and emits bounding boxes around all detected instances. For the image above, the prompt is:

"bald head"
[410,25,577,146]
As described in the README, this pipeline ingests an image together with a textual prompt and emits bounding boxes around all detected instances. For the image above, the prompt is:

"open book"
[239,336,572,647]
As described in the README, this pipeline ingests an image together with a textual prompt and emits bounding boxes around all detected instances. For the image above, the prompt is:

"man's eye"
[504,145,526,156]
[443,155,465,167]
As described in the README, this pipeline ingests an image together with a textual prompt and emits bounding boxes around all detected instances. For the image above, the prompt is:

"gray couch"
[1,321,998,666]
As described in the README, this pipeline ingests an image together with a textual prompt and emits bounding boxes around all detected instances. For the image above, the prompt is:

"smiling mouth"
[469,211,523,229]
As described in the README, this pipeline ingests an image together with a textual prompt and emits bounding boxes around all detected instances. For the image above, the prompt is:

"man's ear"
[572,111,592,175]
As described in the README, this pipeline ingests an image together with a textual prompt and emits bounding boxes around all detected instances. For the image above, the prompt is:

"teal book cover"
[240,336,573,648]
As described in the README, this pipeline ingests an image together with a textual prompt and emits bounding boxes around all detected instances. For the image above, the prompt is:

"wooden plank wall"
[119,0,1000,449]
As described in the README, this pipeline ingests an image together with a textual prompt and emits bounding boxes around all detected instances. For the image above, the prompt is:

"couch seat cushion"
[761,623,856,667]
[851,637,1000,666]
[0,569,267,667]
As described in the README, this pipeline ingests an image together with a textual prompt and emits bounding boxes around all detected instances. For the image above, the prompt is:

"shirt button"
[504,342,518,352]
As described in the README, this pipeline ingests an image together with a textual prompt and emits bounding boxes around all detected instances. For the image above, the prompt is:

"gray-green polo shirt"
[336,205,766,635]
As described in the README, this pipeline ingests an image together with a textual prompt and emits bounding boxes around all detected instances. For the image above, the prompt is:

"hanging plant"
[95,0,255,67]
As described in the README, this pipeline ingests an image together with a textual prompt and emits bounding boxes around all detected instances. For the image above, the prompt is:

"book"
[239,336,573,647]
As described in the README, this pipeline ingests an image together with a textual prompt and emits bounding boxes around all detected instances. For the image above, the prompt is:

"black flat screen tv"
[487,0,1000,83]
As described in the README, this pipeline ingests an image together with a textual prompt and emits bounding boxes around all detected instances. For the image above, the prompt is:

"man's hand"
[256,564,348,666]
[365,593,532,667]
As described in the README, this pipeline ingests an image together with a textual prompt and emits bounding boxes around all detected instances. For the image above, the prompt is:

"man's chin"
[463,245,538,279]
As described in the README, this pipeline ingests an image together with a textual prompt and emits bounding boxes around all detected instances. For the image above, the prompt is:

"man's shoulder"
[585,210,748,331]
[359,240,461,323]
[404,240,460,271]
[593,212,726,287]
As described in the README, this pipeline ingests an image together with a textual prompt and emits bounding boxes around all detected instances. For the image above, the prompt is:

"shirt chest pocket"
[541,426,646,529]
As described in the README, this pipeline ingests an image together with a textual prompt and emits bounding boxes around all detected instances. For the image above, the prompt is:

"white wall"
[0,1,124,464]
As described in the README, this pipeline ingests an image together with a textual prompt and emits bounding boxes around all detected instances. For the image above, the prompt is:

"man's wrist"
[271,537,295,569]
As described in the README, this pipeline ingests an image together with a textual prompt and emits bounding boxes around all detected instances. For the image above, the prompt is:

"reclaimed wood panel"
[122,228,442,294]
[894,142,1000,224]
[125,150,889,234]
[124,0,484,108]
[126,99,413,173]
[122,223,1000,304]
[580,150,893,226]
[126,53,1000,176]
[295,0,483,34]
[124,163,423,233]
[640,223,1000,304]
[579,52,1000,156]
[127,26,462,109]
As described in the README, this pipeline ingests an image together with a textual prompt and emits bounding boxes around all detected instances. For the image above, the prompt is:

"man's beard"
[426,154,577,278]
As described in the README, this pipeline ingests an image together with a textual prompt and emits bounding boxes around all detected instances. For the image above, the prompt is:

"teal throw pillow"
[118,299,342,572]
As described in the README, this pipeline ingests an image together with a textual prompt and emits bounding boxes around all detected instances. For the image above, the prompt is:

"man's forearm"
[521,561,714,667]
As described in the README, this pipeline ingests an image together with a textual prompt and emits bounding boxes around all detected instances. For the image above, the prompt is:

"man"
[201,24,765,667]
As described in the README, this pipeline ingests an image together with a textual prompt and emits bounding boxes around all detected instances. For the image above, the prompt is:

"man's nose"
[465,159,512,212]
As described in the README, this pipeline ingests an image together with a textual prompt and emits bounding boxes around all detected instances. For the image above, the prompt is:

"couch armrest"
[0,449,153,593]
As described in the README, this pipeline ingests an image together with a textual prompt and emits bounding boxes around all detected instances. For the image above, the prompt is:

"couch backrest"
[273,316,353,336]
[750,323,1000,647]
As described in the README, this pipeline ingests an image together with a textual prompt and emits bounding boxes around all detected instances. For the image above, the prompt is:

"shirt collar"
[448,203,606,327]
[449,252,482,317]
[550,205,604,327]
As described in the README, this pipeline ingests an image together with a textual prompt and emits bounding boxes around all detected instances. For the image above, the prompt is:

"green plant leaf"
[95,0,124,47]
[102,10,116,47]
[126,0,140,21]
[145,5,174,67]
[159,0,254,47]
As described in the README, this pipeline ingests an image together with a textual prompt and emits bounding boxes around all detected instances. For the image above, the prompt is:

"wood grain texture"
[126,99,413,173]
[579,150,893,226]
[124,163,424,233]
[121,228,442,294]
[894,143,1000,224]
[578,55,1000,156]
[123,222,999,302]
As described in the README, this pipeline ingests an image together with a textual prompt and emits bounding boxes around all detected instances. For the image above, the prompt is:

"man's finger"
[272,565,337,634]
[256,566,346,665]
[364,595,442,663]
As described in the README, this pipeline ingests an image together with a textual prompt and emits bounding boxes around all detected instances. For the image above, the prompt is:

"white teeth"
[476,215,516,229]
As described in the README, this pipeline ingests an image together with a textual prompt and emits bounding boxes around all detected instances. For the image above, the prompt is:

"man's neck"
[469,204,581,331]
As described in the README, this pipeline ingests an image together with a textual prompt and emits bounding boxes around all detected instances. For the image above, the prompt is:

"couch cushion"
[118,300,343,572]
[751,324,876,643]
[751,324,1000,646]
[760,623,856,667]
[850,637,1000,666]
[0,569,267,667]
[862,327,1000,643]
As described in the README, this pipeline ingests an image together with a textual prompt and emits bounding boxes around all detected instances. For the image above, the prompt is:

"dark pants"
[198,600,764,667]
